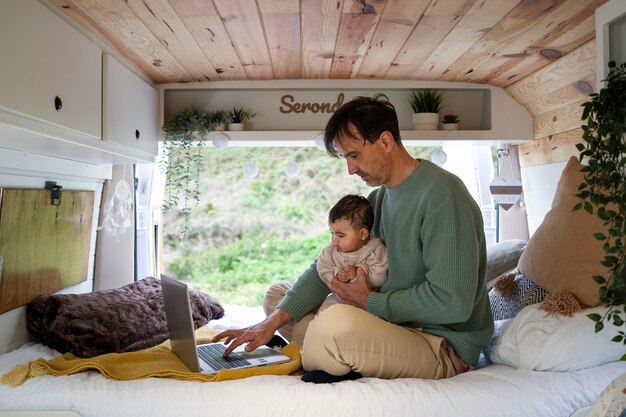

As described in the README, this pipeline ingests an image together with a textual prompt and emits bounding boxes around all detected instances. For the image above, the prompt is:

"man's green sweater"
[277,159,494,365]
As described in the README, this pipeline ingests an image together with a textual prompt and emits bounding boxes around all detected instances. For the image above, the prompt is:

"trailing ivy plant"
[161,107,213,238]
[575,61,626,356]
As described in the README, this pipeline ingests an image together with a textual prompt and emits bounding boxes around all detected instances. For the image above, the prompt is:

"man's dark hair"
[323,94,401,158]
[328,194,374,231]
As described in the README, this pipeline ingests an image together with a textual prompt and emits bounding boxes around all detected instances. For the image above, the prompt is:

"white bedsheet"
[1,305,624,417]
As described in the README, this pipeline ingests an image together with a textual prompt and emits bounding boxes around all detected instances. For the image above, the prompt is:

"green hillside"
[162,145,436,306]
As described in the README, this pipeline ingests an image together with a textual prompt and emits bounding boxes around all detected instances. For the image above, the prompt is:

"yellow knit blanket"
[1,328,302,387]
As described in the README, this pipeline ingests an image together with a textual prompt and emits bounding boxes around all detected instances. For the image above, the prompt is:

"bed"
[1,157,625,417]
[0,300,625,417]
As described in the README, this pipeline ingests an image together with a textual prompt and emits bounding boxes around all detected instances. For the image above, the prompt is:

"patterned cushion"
[489,273,548,321]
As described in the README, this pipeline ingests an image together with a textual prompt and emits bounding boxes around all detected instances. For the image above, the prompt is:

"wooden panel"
[262,10,302,79]
[357,0,428,79]
[519,128,583,167]
[169,0,246,80]
[475,3,600,86]
[522,73,595,116]
[420,0,519,80]
[505,40,596,106]
[488,13,597,87]
[75,0,192,82]
[214,0,274,80]
[0,188,94,313]
[330,0,386,79]
[47,0,604,86]
[446,1,603,86]
[533,99,587,140]
[123,0,220,82]
[385,14,450,79]
[301,0,343,79]
[49,0,168,84]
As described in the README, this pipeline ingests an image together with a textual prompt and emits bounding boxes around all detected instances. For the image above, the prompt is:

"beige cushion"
[518,156,605,307]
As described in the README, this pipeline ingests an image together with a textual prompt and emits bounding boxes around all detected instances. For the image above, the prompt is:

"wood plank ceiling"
[49,0,607,144]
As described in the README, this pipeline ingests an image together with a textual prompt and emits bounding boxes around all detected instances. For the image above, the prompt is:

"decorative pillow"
[27,277,224,358]
[487,303,624,371]
[488,273,548,320]
[485,239,527,289]
[518,156,605,307]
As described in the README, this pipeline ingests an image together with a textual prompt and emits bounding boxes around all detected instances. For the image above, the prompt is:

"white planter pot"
[442,123,458,131]
[214,123,226,131]
[412,113,439,130]
[228,123,245,131]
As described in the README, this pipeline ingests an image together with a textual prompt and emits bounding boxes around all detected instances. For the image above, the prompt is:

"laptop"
[160,274,290,374]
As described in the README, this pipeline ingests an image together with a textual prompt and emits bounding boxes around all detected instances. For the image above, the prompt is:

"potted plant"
[209,110,227,131]
[227,107,255,131]
[442,114,459,131]
[161,107,212,238]
[408,89,442,130]
[575,60,626,350]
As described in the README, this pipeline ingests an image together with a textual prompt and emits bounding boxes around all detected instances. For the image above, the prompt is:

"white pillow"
[488,304,624,371]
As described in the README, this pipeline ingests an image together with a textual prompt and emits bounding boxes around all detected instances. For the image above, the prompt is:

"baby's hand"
[337,266,357,282]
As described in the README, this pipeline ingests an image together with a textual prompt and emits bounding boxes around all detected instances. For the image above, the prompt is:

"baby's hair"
[328,194,374,231]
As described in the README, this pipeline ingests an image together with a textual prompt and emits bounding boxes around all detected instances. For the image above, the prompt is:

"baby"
[316,194,387,311]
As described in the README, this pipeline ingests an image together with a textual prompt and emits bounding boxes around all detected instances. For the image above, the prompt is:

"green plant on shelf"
[160,107,213,238]
[408,89,442,113]
[442,114,459,124]
[228,107,256,123]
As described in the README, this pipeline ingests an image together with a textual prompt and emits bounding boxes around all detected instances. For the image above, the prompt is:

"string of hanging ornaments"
[209,131,327,179]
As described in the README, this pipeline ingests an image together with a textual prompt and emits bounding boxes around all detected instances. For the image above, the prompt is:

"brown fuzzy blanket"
[27,277,224,358]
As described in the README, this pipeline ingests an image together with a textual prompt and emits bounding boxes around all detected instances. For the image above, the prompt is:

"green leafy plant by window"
[228,107,256,123]
[575,61,626,356]
[442,114,459,124]
[408,89,442,113]
[161,107,213,237]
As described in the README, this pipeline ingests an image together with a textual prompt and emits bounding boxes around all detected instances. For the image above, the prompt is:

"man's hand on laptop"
[212,308,293,357]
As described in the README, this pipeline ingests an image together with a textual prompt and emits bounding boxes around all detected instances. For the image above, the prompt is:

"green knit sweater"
[277,159,494,365]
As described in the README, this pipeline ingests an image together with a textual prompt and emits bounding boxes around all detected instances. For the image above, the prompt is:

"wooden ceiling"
[47,0,607,144]
[48,0,604,86]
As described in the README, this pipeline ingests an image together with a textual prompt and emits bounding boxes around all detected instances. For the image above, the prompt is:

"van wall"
[0,149,110,353]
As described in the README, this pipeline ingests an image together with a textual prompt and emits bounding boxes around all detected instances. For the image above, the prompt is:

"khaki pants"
[263,282,457,380]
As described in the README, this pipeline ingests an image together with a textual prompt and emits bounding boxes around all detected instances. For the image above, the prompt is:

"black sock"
[265,334,288,348]
[301,370,363,384]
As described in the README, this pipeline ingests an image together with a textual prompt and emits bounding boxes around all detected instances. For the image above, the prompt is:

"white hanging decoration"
[284,160,300,177]
[98,177,133,240]
[243,161,259,179]
[490,146,522,211]
[490,177,523,210]
[431,149,447,166]
[211,132,230,149]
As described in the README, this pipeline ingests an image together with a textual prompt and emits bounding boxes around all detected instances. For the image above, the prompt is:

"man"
[213,94,493,383]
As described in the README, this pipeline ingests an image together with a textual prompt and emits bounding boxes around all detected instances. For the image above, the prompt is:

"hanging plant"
[161,107,213,238]
[575,61,626,352]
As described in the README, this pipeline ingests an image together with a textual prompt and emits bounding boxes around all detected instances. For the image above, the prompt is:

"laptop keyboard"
[197,343,252,371]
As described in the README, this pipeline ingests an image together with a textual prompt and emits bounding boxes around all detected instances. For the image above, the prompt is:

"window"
[153,144,497,306]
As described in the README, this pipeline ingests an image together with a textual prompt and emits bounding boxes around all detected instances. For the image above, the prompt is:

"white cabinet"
[103,54,158,158]
[0,0,101,140]
[0,0,156,164]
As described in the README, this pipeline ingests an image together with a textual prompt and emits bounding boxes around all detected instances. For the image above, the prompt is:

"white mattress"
[1,304,624,417]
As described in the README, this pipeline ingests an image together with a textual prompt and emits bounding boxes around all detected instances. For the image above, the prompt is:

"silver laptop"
[160,274,290,374]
